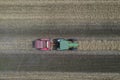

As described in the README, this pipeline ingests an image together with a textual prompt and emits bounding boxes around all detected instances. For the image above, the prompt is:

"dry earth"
[0,72,119,80]
[0,0,120,79]
[0,0,120,24]
[0,37,120,51]
[78,40,120,51]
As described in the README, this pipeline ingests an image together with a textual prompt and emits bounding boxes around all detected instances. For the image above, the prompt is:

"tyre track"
[0,37,120,51]
[78,40,120,51]
[0,72,119,80]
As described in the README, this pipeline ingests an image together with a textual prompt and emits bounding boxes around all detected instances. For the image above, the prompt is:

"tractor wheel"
[69,47,77,51]
[53,45,58,50]
[68,38,77,42]
[53,39,58,44]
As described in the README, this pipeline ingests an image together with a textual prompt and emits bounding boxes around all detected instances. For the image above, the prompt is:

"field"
[0,0,120,79]
[0,72,120,80]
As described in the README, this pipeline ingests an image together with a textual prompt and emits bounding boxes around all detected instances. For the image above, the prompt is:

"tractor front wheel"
[69,47,77,51]
[68,39,77,42]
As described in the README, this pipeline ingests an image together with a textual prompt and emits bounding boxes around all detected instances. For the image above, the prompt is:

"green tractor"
[52,38,79,51]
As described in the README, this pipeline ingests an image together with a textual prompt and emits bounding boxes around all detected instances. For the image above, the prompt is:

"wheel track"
[0,39,32,50]
[78,40,120,51]
[0,37,120,51]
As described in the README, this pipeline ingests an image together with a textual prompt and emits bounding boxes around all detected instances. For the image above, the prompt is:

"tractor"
[33,38,79,51]
[52,38,79,51]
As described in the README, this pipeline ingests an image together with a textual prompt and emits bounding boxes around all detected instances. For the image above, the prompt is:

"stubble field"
[0,0,120,80]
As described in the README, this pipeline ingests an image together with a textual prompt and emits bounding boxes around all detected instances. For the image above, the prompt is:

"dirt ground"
[0,0,120,80]
[0,72,120,80]
[78,40,120,51]
[0,0,119,24]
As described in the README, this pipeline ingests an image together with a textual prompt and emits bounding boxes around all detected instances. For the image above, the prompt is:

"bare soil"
[79,40,120,51]
[0,0,119,79]
[0,72,119,80]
